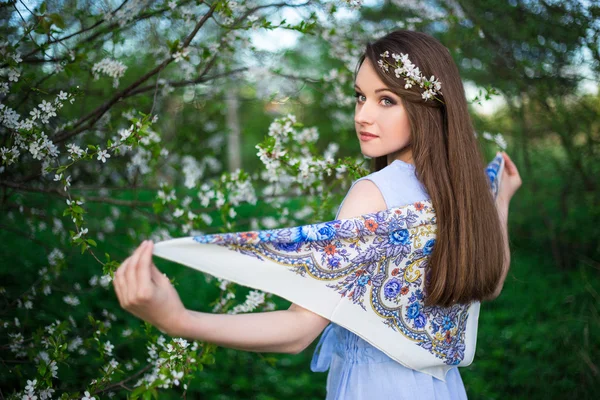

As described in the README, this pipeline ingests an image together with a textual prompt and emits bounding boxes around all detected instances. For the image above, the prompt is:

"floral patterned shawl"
[152,153,505,381]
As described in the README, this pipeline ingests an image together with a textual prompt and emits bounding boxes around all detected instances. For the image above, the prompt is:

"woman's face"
[354,58,412,164]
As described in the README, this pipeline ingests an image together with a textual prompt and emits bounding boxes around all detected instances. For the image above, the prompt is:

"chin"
[359,146,385,159]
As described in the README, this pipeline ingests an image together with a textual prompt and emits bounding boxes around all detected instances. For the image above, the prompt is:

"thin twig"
[50,3,218,145]
[0,180,155,207]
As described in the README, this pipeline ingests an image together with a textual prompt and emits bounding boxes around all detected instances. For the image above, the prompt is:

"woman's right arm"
[152,180,389,354]
[173,306,330,354]
[170,180,388,353]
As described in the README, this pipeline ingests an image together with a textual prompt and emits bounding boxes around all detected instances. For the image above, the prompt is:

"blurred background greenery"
[1,0,599,398]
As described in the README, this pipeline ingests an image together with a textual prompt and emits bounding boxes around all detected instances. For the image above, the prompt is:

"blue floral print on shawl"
[193,202,466,366]
[192,153,504,367]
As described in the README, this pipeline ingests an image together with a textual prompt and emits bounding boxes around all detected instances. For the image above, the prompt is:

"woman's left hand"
[497,151,522,206]
[113,240,187,336]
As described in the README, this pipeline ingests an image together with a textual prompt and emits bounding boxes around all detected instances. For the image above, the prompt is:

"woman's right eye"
[354,92,365,102]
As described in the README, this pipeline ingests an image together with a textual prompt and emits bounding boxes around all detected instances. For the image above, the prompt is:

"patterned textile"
[152,153,505,380]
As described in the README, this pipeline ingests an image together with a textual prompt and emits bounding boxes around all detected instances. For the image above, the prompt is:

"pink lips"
[359,131,378,142]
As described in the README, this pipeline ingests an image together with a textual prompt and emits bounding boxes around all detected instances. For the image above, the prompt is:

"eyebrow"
[354,84,395,94]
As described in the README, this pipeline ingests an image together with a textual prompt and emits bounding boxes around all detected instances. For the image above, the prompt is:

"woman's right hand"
[497,151,522,205]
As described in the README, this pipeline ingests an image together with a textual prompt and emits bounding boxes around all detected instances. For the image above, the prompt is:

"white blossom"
[39,388,54,400]
[72,227,88,240]
[63,295,80,306]
[172,370,184,385]
[172,47,190,63]
[48,360,58,378]
[100,274,112,288]
[92,58,127,87]
[104,340,114,356]
[66,143,84,160]
[25,379,37,392]
[0,145,20,165]
[8,68,20,82]
[68,336,83,351]
[97,149,110,163]
[182,156,204,189]
[228,290,266,314]
[81,391,95,400]
[63,175,71,191]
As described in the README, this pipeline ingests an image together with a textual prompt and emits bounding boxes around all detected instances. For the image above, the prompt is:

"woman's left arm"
[490,152,522,299]
[490,198,510,299]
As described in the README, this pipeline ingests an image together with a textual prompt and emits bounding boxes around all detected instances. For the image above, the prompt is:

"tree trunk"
[225,87,242,173]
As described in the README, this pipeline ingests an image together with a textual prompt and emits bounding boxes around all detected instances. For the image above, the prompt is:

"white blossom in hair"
[378,51,443,103]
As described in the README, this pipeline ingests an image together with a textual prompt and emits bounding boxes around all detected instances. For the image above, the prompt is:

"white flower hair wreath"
[377,50,443,103]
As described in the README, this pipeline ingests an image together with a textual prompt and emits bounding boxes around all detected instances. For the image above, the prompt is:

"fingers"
[136,241,154,297]
[125,241,148,303]
[114,255,132,307]
[502,152,519,176]
[500,152,523,196]
[151,263,170,286]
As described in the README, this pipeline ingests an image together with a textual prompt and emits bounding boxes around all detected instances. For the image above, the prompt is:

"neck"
[387,147,413,166]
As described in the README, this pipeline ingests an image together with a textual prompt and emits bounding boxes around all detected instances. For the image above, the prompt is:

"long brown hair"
[355,30,505,307]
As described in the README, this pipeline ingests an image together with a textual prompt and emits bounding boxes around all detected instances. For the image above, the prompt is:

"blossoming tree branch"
[0,0,506,398]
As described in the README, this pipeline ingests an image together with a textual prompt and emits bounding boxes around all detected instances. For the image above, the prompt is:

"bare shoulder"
[337,179,388,220]
[285,180,387,352]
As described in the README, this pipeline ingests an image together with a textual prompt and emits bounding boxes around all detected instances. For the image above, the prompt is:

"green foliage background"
[1,0,599,398]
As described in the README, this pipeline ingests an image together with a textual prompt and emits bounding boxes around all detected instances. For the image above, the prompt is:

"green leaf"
[87,239,97,247]
[72,205,85,214]
[64,63,74,78]
[48,13,66,29]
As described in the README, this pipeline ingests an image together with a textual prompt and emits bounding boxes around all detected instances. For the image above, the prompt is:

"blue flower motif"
[442,316,454,331]
[414,313,427,329]
[389,229,411,245]
[423,239,435,255]
[193,235,210,244]
[407,302,420,319]
[357,275,370,286]
[384,278,402,298]
[328,257,341,268]
[300,223,337,241]
[274,242,302,252]
[415,289,424,300]
[258,230,278,241]
[486,167,498,184]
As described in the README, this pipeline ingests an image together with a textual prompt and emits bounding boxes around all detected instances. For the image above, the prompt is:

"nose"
[354,99,376,126]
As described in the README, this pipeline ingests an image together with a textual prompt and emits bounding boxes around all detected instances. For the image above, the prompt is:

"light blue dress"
[310,159,469,400]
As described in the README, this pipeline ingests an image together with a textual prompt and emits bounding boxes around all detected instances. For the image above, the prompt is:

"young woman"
[113,30,522,398]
